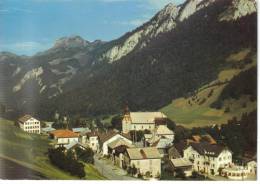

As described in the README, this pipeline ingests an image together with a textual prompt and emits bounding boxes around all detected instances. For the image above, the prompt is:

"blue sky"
[0,0,184,56]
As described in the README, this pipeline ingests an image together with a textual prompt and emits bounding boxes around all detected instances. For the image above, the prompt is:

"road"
[94,155,139,180]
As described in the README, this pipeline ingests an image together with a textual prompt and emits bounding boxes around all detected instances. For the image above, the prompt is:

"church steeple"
[124,102,130,115]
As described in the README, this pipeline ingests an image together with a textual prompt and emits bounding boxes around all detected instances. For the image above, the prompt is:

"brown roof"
[187,134,217,145]
[50,129,79,138]
[127,147,161,160]
[190,142,229,157]
[201,134,217,144]
[171,158,192,168]
[18,115,37,124]
[98,131,118,143]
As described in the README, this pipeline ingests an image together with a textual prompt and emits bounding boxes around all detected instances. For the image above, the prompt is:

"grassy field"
[161,49,257,128]
[0,118,106,180]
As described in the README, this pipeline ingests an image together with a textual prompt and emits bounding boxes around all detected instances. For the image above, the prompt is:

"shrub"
[48,148,86,178]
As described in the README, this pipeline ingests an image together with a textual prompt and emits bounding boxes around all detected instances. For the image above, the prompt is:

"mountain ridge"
[0,0,257,126]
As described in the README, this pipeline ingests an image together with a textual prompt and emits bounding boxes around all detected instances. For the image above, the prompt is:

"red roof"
[50,129,79,138]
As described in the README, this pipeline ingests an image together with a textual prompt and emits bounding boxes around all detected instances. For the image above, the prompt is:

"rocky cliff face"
[101,0,220,63]
[219,0,256,21]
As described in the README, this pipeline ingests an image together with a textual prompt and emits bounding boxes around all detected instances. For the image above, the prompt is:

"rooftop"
[127,147,161,160]
[72,127,91,133]
[107,138,134,149]
[152,137,173,148]
[171,158,192,167]
[190,142,229,157]
[156,125,174,135]
[127,112,167,124]
[18,115,38,124]
[50,129,79,138]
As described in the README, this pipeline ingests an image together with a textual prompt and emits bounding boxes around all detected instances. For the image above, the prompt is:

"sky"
[0,0,184,56]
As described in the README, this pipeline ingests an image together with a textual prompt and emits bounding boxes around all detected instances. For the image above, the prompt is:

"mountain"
[0,0,257,126]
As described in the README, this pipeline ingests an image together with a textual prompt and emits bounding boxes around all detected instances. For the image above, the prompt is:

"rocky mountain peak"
[53,36,90,49]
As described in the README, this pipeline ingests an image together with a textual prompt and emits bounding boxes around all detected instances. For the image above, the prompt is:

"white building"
[50,129,79,147]
[18,115,41,134]
[221,165,249,180]
[122,111,167,133]
[183,142,232,175]
[155,125,174,140]
[86,131,100,152]
[124,147,161,178]
[247,160,257,175]
[100,132,132,156]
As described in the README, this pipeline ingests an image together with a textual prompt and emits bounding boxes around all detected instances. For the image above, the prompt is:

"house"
[122,110,167,133]
[183,142,232,175]
[221,165,249,180]
[50,129,79,147]
[124,147,161,178]
[18,115,41,134]
[170,158,193,177]
[99,131,132,156]
[107,138,135,168]
[154,125,174,141]
[86,131,100,152]
[73,127,91,144]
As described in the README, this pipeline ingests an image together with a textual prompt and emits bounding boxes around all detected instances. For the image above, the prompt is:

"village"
[17,106,257,180]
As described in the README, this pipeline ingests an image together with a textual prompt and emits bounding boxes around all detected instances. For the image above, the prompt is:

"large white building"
[18,115,41,134]
[122,111,167,133]
[183,142,232,175]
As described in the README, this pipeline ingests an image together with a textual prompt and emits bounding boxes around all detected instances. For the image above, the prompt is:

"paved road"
[94,155,139,180]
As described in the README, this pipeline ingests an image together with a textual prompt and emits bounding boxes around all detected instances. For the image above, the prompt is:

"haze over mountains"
[0,0,257,124]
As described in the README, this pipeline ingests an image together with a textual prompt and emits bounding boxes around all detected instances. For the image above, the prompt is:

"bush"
[75,147,94,164]
[48,148,86,178]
